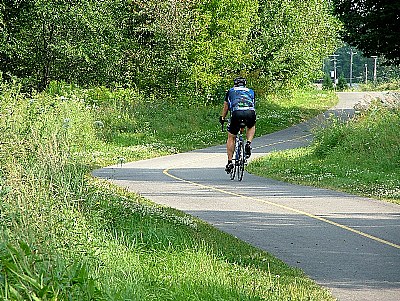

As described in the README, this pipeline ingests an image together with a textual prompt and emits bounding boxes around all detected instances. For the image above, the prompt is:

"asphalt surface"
[93,92,400,301]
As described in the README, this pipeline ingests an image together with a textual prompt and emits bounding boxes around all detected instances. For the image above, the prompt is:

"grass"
[0,81,337,300]
[44,82,336,166]
[104,87,336,159]
[248,98,400,204]
[358,80,400,91]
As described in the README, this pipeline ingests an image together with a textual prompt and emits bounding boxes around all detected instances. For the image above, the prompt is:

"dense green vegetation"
[248,98,400,204]
[0,81,337,300]
[358,81,400,92]
[1,0,339,95]
[40,81,337,166]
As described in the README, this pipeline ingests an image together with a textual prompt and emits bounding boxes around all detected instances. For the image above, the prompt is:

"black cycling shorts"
[227,110,256,135]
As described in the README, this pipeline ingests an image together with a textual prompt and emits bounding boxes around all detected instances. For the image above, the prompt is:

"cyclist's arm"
[221,101,229,119]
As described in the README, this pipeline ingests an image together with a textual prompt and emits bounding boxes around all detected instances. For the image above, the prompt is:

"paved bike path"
[93,92,400,301]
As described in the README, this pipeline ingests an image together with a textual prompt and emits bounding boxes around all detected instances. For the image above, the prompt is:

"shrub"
[336,73,348,91]
[0,241,106,300]
[313,116,346,158]
[322,73,333,90]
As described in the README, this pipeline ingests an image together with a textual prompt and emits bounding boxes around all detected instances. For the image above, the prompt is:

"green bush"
[313,116,346,158]
[341,102,400,168]
[0,241,106,300]
[360,80,400,91]
[322,73,333,90]
[336,73,347,91]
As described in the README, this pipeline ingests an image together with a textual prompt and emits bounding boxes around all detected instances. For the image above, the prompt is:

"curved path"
[93,92,400,301]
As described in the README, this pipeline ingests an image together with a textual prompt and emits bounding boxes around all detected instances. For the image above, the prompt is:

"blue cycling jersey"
[225,86,255,112]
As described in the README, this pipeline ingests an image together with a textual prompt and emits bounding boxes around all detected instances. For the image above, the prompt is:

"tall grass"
[39,82,337,168]
[248,98,400,203]
[1,81,336,300]
[358,80,400,91]
[1,81,103,299]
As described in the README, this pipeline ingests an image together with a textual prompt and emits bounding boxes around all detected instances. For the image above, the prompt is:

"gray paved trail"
[93,92,400,301]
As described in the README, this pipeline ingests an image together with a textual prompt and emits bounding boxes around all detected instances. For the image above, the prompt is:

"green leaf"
[8,284,25,301]
[18,241,32,256]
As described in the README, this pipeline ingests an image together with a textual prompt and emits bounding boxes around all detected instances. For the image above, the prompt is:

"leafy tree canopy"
[333,0,400,65]
[1,0,340,96]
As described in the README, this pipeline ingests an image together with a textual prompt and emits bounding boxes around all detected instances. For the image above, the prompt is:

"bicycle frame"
[222,120,246,181]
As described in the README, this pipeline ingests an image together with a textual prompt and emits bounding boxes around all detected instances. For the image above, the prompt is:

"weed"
[0,240,106,300]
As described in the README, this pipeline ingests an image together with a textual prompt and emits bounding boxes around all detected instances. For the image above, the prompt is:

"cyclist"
[219,77,256,173]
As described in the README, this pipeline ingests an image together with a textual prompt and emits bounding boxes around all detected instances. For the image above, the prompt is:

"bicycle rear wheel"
[229,161,236,180]
[238,141,245,181]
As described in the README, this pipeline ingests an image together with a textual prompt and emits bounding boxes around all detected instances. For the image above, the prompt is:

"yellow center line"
[163,133,400,250]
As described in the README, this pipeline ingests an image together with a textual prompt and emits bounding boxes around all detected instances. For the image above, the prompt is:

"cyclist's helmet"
[233,77,247,87]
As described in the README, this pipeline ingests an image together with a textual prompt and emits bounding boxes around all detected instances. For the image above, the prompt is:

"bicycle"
[222,120,247,181]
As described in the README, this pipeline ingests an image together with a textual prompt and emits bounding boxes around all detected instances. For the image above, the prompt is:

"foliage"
[41,82,336,162]
[359,80,400,92]
[333,0,400,66]
[253,0,340,91]
[0,0,134,90]
[126,0,198,94]
[336,73,347,91]
[1,0,340,96]
[189,0,258,98]
[0,241,106,300]
[322,73,334,90]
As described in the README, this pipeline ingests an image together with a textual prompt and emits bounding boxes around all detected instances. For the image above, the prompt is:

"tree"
[253,0,340,91]
[126,0,199,94]
[332,0,400,66]
[1,0,340,96]
[337,73,348,90]
[0,0,134,90]
[188,0,258,97]
[322,73,334,90]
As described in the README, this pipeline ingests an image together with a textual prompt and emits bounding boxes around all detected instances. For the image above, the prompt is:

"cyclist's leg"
[225,132,235,173]
[244,110,256,158]
[226,113,240,171]
[226,132,236,161]
[246,125,255,142]
[245,110,256,140]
